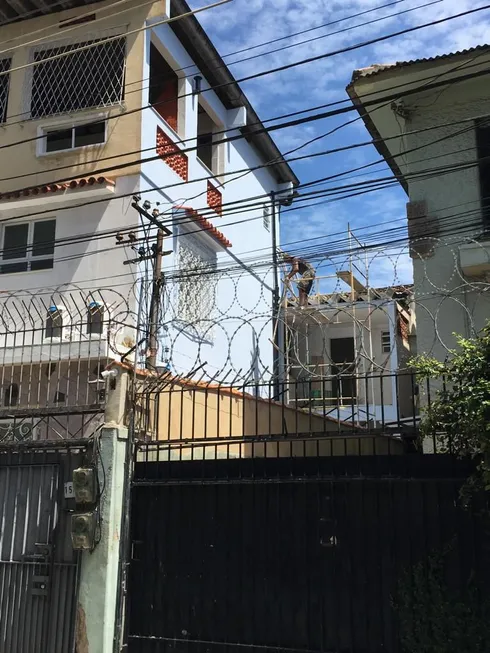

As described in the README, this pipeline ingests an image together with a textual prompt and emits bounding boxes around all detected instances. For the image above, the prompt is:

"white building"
[284,281,416,425]
[0,0,298,436]
[347,46,490,361]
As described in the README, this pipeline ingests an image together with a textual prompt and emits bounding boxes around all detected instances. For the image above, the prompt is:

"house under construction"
[281,229,417,426]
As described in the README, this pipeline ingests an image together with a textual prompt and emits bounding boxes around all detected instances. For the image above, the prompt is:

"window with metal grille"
[381,330,391,353]
[0,219,56,274]
[30,37,126,119]
[87,302,104,335]
[45,306,63,339]
[0,59,11,123]
[178,234,217,337]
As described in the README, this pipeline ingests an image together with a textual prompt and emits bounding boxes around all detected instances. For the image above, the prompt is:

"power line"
[0,0,232,80]
[0,0,152,57]
[0,195,486,294]
[0,0,425,127]
[2,3,488,153]
[4,63,486,186]
[0,99,483,232]
[125,0,441,95]
[10,166,489,275]
[0,133,481,266]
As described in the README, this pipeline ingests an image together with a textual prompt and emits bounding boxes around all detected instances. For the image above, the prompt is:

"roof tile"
[351,44,490,81]
[0,176,115,201]
[176,206,232,248]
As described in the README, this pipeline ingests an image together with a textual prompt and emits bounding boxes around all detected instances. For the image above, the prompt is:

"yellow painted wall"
[152,384,404,459]
[0,0,165,193]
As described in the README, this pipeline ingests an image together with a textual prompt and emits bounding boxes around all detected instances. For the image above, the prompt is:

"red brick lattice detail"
[207,181,222,215]
[156,127,188,181]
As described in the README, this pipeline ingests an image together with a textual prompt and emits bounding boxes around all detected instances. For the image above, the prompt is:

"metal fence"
[128,450,490,653]
[0,284,136,442]
[0,441,86,652]
[133,369,455,459]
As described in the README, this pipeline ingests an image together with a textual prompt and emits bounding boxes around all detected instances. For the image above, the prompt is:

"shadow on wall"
[150,383,404,459]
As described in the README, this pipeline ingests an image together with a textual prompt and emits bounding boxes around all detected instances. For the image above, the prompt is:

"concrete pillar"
[76,426,128,653]
[76,368,130,652]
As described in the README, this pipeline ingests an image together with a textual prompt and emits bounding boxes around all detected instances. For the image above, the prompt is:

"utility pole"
[125,198,172,370]
[270,190,280,397]
[147,229,164,369]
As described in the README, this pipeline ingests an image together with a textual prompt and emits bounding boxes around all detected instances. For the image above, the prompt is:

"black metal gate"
[0,444,85,653]
[128,444,490,653]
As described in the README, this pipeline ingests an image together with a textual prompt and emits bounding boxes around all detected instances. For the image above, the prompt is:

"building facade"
[0,0,298,437]
[347,46,490,360]
[284,284,416,425]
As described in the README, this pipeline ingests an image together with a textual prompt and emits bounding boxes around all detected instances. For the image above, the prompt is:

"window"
[263,204,271,231]
[45,306,63,339]
[4,384,19,407]
[330,337,356,401]
[1,219,56,274]
[476,118,490,228]
[178,233,217,336]
[149,43,179,132]
[0,58,11,124]
[30,37,126,119]
[197,104,219,173]
[54,391,66,403]
[381,331,391,353]
[44,121,106,153]
[87,302,104,335]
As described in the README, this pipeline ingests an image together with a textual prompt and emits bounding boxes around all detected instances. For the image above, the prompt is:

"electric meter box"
[73,467,97,505]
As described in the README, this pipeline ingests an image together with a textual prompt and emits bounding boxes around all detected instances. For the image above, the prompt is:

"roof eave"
[170,0,299,187]
[346,80,408,195]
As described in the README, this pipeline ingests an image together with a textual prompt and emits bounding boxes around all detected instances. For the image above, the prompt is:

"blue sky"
[193,0,490,288]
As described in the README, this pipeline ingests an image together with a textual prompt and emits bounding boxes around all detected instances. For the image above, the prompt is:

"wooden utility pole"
[147,228,164,369]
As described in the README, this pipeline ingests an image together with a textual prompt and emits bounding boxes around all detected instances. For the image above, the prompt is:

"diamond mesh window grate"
[0,59,11,124]
[30,37,126,119]
[177,235,217,338]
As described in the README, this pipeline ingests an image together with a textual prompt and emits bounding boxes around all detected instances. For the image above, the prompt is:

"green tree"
[411,324,490,493]
[394,551,490,653]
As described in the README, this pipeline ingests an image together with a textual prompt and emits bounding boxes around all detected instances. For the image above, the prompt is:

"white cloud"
[190,0,490,287]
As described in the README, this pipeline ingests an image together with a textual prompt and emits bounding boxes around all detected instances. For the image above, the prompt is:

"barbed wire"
[0,232,487,393]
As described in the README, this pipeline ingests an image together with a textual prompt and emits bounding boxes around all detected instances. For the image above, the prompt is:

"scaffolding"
[282,226,378,425]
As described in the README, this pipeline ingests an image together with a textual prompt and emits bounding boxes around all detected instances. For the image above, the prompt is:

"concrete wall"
[152,383,404,458]
[350,52,490,360]
[0,360,106,439]
[139,24,283,380]
[0,0,168,191]
[0,0,291,384]
[285,301,416,421]
[0,175,140,353]
[402,71,490,358]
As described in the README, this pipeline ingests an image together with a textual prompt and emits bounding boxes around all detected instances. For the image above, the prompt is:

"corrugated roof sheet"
[351,44,490,82]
